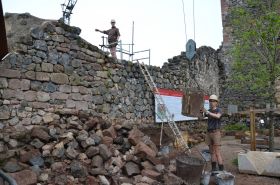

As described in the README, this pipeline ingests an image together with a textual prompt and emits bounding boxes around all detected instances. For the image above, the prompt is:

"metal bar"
[132,57,149,61]
[117,50,131,55]
[131,21,134,62]
[116,47,130,53]
[120,40,123,61]
[0,170,18,185]
[148,49,151,66]
[0,0,9,60]
[133,49,150,54]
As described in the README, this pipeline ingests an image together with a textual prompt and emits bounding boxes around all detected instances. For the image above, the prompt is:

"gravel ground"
[196,136,280,185]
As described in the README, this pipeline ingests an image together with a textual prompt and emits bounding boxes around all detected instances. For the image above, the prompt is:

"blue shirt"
[207,107,222,131]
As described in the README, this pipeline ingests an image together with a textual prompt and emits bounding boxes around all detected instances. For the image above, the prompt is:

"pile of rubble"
[0,113,187,185]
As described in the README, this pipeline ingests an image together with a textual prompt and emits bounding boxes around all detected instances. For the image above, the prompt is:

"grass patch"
[224,123,248,131]
[232,158,238,166]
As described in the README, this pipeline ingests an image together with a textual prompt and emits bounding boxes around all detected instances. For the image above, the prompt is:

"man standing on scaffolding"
[95,19,120,59]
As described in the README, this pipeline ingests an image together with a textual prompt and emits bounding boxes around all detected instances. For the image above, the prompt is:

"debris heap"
[0,113,187,185]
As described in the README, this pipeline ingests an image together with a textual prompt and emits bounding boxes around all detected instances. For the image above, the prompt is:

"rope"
[192,0,196,41]
[181,0,196,42]
[181,0,188,43]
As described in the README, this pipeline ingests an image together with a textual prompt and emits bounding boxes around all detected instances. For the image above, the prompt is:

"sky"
[2,0,223,67]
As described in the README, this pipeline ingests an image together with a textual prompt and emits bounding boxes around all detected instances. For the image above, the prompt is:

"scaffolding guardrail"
[99,36,151,65]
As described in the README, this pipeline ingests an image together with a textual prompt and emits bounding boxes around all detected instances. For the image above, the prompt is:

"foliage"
[224,123,248,131]
[227,0,280,104]
[232,158,238,166]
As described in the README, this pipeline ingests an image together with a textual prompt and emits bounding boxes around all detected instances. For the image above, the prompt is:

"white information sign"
[155,88,209,122]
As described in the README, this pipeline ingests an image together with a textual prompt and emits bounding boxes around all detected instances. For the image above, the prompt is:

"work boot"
[211,162,218,171]
[211,162,218,176]
[218,164,224,171]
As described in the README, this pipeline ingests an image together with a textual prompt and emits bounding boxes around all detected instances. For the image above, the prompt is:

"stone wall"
[219,0,280,109]
[0,13,222,127]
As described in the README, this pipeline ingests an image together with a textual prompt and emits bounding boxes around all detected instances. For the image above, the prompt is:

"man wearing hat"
[95,19,121,59]
[201,94,224,173]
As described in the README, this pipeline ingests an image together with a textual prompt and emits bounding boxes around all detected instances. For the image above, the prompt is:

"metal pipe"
[133,49,150,54]
[149,49,151,66]
[119,40,123,61]
[0,170,18,185]
[132,57,150,61]
[131,21,134,62]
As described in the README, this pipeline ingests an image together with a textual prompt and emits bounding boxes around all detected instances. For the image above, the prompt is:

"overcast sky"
[3,0,223,67]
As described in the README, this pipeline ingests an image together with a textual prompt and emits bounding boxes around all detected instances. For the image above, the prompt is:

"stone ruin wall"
[0,13,222,127]
[0,13,223,184]
[219,0,280,109]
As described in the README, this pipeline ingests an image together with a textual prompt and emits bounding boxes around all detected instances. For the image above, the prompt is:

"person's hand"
[200,107,207,113]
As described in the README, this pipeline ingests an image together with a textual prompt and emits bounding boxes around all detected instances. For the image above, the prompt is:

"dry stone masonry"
[1,13,221,125]
[0,13,222,185]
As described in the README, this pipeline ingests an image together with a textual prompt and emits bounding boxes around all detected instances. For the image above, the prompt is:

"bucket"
[176,155,205,185]
[159,145,170,155]
[216,173,235,185]
[201,149,211,162]
[200,171,211,185]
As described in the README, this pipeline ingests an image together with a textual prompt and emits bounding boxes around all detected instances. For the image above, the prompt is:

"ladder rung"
[137,60,190,153]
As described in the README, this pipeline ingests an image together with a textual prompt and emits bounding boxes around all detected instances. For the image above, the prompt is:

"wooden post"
[268,110,275,152]
[250,107,256,151]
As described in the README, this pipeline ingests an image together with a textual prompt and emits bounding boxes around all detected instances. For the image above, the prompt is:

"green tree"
[228,0,280,151]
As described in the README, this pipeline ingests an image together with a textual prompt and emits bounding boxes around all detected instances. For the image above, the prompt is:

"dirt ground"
[141,127,280,185]
[195,136,280,185]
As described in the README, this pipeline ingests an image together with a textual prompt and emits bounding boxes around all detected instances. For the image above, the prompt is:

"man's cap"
[209,94,219,102]
[111,19,116,23]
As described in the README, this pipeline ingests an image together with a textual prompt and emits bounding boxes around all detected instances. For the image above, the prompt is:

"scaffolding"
[61,0,77,25]
[99,22,151,65]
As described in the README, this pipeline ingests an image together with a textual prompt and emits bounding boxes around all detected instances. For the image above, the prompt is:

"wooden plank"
[181,90,204,118]
[237,108,280,115]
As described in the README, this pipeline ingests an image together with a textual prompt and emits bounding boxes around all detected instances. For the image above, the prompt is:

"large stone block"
[238,151,280,177]
[41,62,54,72]
[51,73,69,84]
[24,91,37,101]
[9,169,37,185]
[21,79,31,90]
[25,71,36,80]
[66,99,76,108]
[0,68,21,78]
[76,101,88,110]
[128,128,145,145]
[70,93,83,101]
[59,84,72,93]
[124,161,140,176]
[0,78,8,88]
[96,71,108,78]
[52,35,65,42]
[2,89,16,99]
[36,72,50,81]
[37,91,50,102]
[0,105,10,120]
[31,102,50,109]
[7,79,30,91]
[34,40,47,51]
[135,142,157,158]
[50,92,69,100]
